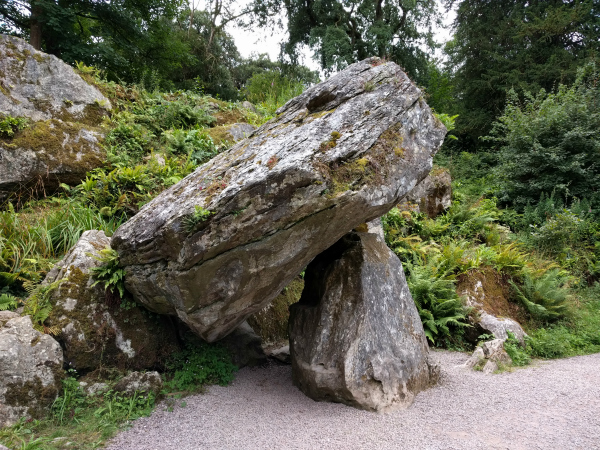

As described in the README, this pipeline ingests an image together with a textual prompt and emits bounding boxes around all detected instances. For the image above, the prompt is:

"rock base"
[289,230,437,412]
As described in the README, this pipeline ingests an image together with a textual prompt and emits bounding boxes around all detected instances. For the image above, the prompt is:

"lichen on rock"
[0,315,63,427]
[111,57,447,342]
[44,230,181,372]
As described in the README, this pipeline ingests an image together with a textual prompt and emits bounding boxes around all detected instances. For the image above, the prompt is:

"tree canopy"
[254,0,440,82]
[446,0,600,146]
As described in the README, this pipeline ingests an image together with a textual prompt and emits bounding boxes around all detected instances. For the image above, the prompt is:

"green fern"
[509,269,571,321]
[406,263,470,344]
[90,247,126,299]
[22,279,63,334]
[0,293,19,311]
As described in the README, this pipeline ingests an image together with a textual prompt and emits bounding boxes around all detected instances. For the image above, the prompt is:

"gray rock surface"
[44,230,181,371]
[479,312,526,345]
[112,57,446,342]
[0,310,19,327]
[241,101,257,113]
[0,35,111,201]
[113,371,163,396]
[0,120,106,201]
[218,321,267,367]
[79,381,109,396]
[0,316,63,427]
[0,35,111,122]
[225,123,256,142]
[289,230,436,412]
[397,167,452,218]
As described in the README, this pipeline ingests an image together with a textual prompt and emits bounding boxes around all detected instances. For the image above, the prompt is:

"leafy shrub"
[22,279,63,334]
[163,342,237,392]
[488,63,600,209]
[164,129,219,165]
[509,269,571,322]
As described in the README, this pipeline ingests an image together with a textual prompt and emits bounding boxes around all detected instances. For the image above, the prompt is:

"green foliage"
[433,113,458,141]
[447,0,600,144]
[405,262,470,344]
[243,71,307,116]
[22,279,63,334]
[90,247,126,300]
[509,269,571,322]
[257,0,439,82]
[163,343,237,393]
[183,206,213,233]
[0,292,19,311]
[0,115,28,138]
[164,129,219,165]
[503,331,530,366]
[488,64,600,208]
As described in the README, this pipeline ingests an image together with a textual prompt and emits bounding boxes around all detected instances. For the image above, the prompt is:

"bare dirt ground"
[107,350,600,450]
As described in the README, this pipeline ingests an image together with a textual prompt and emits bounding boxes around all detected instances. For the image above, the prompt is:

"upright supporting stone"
[289,229,437,412]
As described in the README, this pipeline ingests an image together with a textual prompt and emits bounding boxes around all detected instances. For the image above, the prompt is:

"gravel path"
[107,351,600,450]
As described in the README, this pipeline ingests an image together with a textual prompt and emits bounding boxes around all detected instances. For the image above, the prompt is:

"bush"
[488,63,600,209]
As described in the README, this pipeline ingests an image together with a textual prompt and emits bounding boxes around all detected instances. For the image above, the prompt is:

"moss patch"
[247,277,304,344]
[457,267,527,324]
[49,266,181,373]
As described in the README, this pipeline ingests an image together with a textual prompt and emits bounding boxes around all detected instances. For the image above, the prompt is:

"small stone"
[241,101,257,113]
[397,168,452,218]
[113,371,163,397]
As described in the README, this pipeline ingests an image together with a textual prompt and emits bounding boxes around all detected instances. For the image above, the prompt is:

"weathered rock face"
[45,230,181,372]
[289,230,436,412]
[458,269,527,345]
[0,35,110,201]
[0,316,64,427]
[0,35,111,122]
[112,57,447,342]
[398,167,452,218]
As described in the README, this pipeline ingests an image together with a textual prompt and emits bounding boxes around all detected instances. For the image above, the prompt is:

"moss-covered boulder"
[0,35,111,123]
[0,35,111,202]
[45,230,181,372]
[0,316,63,427]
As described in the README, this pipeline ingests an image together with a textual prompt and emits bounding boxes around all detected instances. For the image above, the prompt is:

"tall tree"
[0,0,188,84]
[254,0,440,82]
[446,0,600,147]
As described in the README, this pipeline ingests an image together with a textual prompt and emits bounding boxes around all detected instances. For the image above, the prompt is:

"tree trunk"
[30,1,43,50]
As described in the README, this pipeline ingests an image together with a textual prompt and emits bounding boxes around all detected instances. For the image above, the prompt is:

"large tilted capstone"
[111,57,447,342]
[289,227,438,412]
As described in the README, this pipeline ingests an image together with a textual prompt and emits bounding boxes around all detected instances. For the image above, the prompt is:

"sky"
[226,1,456,73]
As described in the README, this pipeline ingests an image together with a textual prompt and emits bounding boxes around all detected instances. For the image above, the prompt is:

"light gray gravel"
[107,350,600,450]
